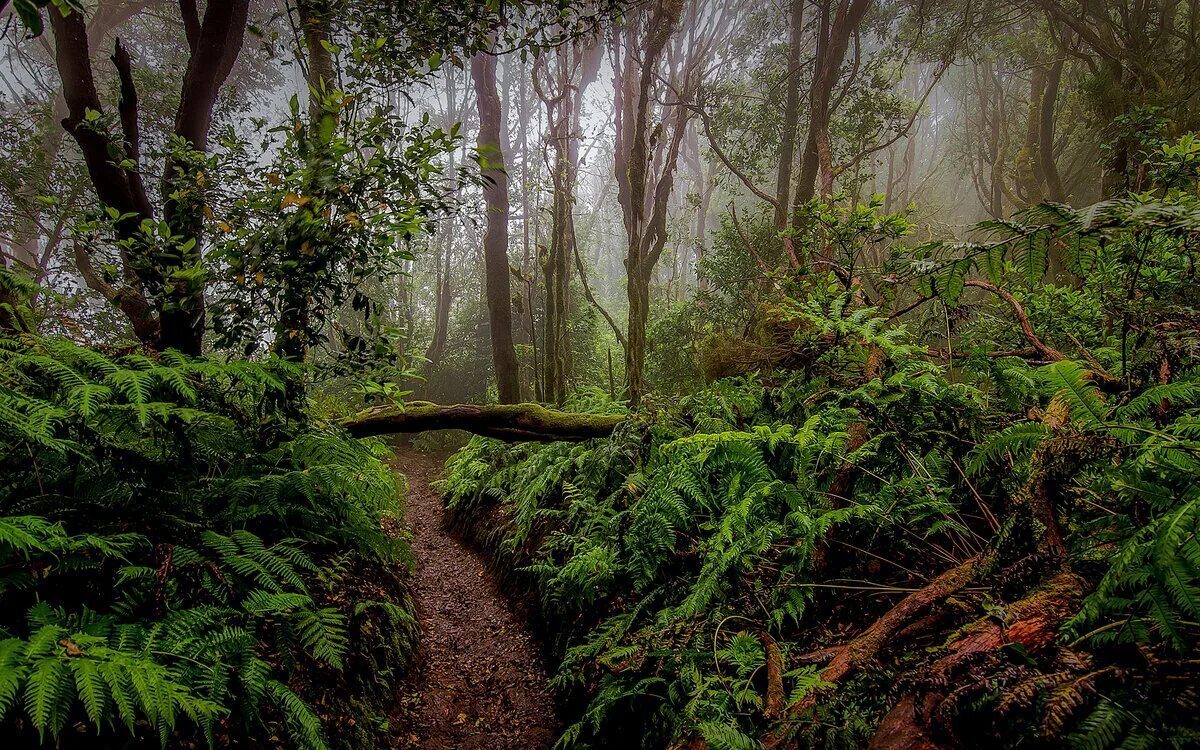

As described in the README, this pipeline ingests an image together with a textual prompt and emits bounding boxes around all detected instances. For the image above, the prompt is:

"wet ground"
[390,448,559,750]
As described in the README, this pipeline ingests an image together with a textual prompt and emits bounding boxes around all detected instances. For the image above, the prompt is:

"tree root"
[763,553,990,749]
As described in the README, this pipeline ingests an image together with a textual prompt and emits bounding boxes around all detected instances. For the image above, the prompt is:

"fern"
[1041,361,1108,429]
[0,331,416,747]
[968,422,1052,475]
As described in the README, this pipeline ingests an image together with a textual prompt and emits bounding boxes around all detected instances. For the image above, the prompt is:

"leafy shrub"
[442,302,989,748]
[0,325,416,749]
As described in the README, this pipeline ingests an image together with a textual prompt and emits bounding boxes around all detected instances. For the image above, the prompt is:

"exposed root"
[763,554,989,749]
[867,569,1087,749]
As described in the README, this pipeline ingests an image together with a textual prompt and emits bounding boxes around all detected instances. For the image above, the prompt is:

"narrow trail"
[389,447,560,750]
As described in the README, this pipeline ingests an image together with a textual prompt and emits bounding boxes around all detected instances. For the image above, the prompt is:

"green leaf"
[1040,360,1107,429]
[13,0,45,37]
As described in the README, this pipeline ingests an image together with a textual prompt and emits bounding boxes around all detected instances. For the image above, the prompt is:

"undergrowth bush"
[0,322,417,749]
[442,300,992,749]
[440,191,1200,749]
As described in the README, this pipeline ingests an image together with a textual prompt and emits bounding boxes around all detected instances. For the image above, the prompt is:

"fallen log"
[866,569,1087,750]
[340,402,625,442]
[763,552,992,750]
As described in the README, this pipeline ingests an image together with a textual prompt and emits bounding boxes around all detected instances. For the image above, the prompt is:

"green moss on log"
[340,402,626,442]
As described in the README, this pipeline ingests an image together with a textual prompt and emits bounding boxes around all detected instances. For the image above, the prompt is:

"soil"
[389,447,560,750]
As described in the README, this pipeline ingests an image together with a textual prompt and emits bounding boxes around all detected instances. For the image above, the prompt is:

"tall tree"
[49,1,250,353]
[774,0,805,240]
[793,0,872,210]
[534,37,602,404]
[471,46,521,403]
[613,0,688,406]
[272,0,337,364]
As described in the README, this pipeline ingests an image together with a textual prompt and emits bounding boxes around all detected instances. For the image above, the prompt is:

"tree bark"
[50,2,250,354]
[50,8,159,344]
[613,0,687,407]
[794,0,872,212]
[273,0,334,365]
[342,402,623,441]
[534,50,574,404]
[1039,58,1067,203]
[160,0,251,355]
[472,49,521,403]
[774,0,805,236]
[533,37,600,404]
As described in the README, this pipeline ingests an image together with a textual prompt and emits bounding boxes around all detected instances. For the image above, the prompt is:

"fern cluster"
[0,329,416,749]
[443,192,1200,749]
[442,304,991,749]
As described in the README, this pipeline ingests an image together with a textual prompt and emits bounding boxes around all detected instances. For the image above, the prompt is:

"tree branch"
[686,101,780,210]
[49,8,144,225]
[72,241,159,345]
[171,0,250,155]
[573,240,627,348]
[110,38,154,219]
[963,279,1066,362]
[178,0,200,53]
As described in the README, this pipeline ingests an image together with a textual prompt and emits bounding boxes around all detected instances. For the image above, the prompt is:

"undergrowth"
[0,325,417,749]
[440,194,1200,749]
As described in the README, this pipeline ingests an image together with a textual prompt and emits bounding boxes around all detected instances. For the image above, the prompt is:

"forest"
[0,0,1198,748]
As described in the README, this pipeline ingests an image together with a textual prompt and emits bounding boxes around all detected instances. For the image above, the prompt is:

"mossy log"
[341,402,625,442]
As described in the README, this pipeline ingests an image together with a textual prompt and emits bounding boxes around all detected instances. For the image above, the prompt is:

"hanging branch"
[962,279,1066,362]
[573,240,627,348]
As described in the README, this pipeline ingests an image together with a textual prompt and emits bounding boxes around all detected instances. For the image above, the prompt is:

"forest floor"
[388,446,560,750]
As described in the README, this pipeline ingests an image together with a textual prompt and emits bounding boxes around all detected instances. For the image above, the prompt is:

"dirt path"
[389,447,559,750]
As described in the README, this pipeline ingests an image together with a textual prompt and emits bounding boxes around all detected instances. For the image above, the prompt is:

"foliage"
[443,184,1200,748]
[442,302,989,748]
[210,89,462,360]
[0,317,416,748]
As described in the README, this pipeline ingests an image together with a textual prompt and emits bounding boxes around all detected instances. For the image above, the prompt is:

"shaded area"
[389,447,559,750]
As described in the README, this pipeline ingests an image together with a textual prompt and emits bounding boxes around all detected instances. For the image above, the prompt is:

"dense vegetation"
[440,182,1200,748]
[0,306,418,748]
[3,0,1200,748]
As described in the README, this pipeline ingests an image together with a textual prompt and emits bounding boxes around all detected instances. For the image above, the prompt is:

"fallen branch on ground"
[341,402,626,442]
[763,552,992,749]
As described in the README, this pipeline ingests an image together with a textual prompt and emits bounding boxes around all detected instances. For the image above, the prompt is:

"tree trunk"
[50,2,250,354]
[471,49,521,403]
[273,0,335,364]
[613,0,686,407]
[539,50,574,404]
[774,0,805,234]
[425,238,452,372]
[160,0,250,354]
[342,402,623,441]
[794,0,872,218]
[534,40,598,405]
[1039,58,1067,203]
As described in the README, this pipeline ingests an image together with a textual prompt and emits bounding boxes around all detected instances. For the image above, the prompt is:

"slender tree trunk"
[536,50,574,404]
[534,39,598,404]
[160,0,250,354]
[274,0,335,364]
[775,0,805,234]
[1039,58,1067,203]
[794,0,872,219]
[471,49,521,403]
[516,56,538,398]
[425,231,452,373]
[613,0,686,407]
